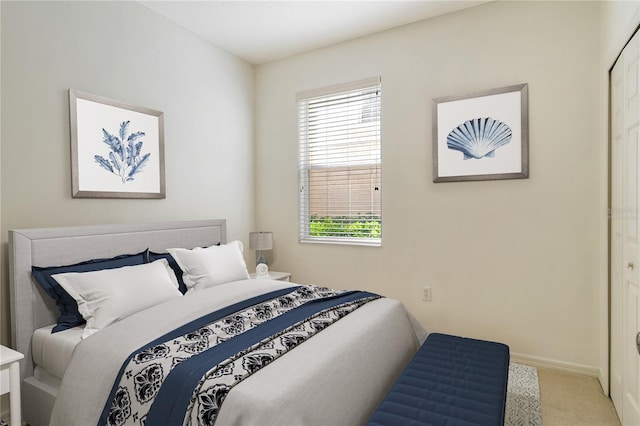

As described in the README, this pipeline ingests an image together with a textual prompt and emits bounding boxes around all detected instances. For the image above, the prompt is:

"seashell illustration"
[446,117,512,160]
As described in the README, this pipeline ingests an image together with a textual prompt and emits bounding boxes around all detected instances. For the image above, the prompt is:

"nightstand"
[250,271,292,282]
[0,346,24,426]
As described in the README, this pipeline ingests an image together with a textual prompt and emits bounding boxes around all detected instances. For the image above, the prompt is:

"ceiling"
[139,1,487,65]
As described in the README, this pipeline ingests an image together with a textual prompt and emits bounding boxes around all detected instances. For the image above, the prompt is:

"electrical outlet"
[422,286,432,302]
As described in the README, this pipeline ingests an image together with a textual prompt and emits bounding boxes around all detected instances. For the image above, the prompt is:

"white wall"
[597,0,640,394]
[256,1,601,372]
[0,1,255,348]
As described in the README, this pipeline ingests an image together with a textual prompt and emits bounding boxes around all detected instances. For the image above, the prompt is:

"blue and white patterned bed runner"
[99,285,380,426]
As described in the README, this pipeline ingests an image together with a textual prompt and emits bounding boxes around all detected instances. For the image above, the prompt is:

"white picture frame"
[69,89,165,198]
[432,83,529,183]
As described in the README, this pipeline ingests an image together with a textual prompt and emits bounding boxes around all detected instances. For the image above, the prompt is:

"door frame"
[606,17,640,398]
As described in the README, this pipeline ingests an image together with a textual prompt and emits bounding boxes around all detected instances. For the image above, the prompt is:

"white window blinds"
[297,77,382,246]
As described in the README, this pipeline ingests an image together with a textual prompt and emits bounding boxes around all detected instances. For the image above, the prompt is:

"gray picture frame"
[432,83,529,183]
[69,89,166,198]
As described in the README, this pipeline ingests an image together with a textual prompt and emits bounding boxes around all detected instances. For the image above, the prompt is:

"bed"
[9,219,425,426]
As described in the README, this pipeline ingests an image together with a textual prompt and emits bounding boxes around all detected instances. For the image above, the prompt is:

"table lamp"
[249,231,273,266]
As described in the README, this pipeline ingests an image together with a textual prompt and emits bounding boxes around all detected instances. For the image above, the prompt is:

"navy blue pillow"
[147,252,188,294]
[32,250,148,333]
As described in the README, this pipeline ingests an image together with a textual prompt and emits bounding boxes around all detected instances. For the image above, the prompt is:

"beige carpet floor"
[538,368,621,425]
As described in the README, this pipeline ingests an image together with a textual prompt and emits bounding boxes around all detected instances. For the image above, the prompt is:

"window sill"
[299,237,381,247]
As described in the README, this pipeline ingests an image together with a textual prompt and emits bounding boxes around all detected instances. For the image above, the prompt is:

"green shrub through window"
[309,214,381,239]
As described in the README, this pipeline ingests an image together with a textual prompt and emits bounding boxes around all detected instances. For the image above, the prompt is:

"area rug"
[505,362,544,426]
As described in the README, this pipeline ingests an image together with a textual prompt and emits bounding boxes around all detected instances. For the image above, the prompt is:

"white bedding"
[31,324,83,381]
[50,279,425,426]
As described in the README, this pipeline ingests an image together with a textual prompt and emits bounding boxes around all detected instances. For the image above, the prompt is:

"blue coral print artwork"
[94,121,151,184]
[446,117,512,160]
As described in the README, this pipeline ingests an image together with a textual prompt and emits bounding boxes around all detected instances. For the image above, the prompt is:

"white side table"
[0,346,23,426]
[250,271,292,282]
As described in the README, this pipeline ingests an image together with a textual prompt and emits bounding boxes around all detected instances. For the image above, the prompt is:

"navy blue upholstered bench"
[367,333,510,426]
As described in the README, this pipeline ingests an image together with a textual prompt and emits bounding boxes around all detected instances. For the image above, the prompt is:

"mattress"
[50,279,424,426]
[31,324,83,381]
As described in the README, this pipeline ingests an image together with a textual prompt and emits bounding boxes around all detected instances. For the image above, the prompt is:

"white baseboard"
[511,352,600,377]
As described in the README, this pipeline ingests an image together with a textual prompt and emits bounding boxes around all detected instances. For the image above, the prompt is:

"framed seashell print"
[432,83,528,183]
[69,89,165,198]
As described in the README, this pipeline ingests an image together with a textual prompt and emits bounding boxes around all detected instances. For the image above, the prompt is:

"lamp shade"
[249,232,273,251]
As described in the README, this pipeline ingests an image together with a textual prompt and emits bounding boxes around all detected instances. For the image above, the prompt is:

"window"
[297,77,382,246]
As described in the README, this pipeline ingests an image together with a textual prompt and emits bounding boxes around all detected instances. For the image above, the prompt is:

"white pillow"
[167,240,250,292]
[52,259,182,339]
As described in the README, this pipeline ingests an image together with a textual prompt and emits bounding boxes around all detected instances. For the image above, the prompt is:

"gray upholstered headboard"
[8,219,226,380]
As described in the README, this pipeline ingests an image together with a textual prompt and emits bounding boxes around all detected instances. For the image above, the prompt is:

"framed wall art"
[432,83,528,183]
[69,89,165,198]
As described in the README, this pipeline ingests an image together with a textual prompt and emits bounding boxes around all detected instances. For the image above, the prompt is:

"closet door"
[611,28,640,426]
